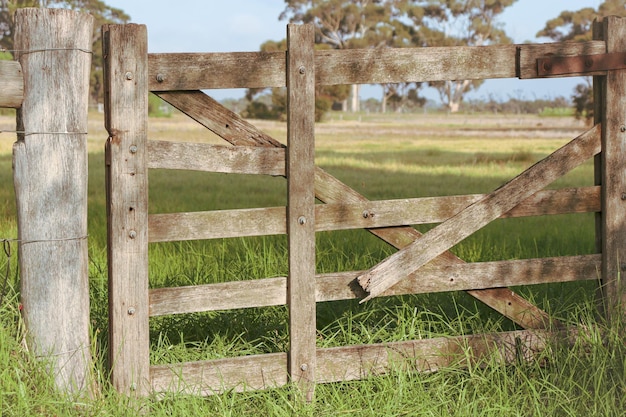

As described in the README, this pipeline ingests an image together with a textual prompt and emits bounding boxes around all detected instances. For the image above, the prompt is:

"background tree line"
[1,0,624,120]
[244,0,624,121]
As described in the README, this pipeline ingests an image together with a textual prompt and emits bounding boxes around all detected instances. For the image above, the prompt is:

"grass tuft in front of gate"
[1,112,624,415]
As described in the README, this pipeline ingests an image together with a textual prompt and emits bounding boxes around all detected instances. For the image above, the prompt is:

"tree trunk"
[13,8,94,396]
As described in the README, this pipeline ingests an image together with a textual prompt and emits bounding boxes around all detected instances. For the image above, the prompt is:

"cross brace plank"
[154,90,557,329]
[357,125,601,302]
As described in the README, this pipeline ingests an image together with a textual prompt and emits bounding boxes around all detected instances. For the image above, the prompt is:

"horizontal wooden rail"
[150,328,566,395]
[148,186,600,242]
[147,140,285,175]
[149,254,600,316]
[0,60,24,108]
[147,41,605,90]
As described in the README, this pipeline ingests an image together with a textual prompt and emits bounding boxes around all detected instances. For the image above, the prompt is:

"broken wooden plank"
[148,254,600,316]
[153,90,556,329]
[357,124,601,302]
[148,186,600,243]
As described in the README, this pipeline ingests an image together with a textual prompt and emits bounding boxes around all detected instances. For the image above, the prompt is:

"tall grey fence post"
[13,8,94,395]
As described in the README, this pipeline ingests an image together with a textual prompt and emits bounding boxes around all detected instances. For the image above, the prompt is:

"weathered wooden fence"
[103,17,626,399]
[1,8,93,396]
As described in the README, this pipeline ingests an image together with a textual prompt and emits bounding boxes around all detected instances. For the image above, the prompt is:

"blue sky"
[105,0,605,103]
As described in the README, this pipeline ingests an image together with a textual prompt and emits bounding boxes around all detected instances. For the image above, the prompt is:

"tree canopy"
[279,0,517,113]
[538,0,626,123]
[0,0,130,104]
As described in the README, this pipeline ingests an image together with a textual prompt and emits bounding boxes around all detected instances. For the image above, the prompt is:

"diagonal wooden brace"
[155,90,561,329]
[356,124,601,302]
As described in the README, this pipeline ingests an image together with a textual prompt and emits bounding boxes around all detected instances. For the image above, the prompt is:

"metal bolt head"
[621,193,626,201]
[298,66,306,74]
[362,210,370,219]
[300,363,308,371]
[125,71,133,80]
[298,216,306,225]
[127,307,136,315]
[129,145,138,154]
[620,125,626,133]
[156,73,165,83]
[128,230,137,239]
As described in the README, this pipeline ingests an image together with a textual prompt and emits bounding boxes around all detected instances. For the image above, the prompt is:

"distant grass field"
[1,111,625,416]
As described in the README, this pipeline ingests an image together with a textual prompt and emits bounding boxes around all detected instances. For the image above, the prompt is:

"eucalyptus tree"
[537,0,626,123]
[0,0,130,104]
[281,0,400,112]
[400,0,517,113]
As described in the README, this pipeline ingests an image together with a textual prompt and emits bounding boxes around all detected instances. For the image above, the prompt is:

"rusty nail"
[129,145,138,154]
[542,61,552,72]
[362,210,370,219]
[298,216,306,225]
[298,66,306,74]
[129,230,137,239]
[584,58,593,68]
[620,125,626,133]
[300,363,308,371]
[125,71,133,80]
[156,73,165,83]
[127,307,135,315]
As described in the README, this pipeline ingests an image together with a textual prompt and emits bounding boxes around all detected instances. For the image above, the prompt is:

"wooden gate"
[104,17,626,398]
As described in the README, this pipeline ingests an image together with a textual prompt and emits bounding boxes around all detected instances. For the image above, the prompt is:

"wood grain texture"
[286,23,317,400]
[357,124,601,302]
[150,328,565,395]
[148,255,599,316]
[155,90,555,329]
[600,16,626,318]
[148,41,608,90]
[148,187,599,242]
[0,60,23,108]
[518,41,606,79]
[103,23,150,396]
[12,8,93,395]
[147,140,285,175]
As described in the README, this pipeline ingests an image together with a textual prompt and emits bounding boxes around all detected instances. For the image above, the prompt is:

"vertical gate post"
[286,23,316,401]
[103,24,150,395]
[600,16,626,320]
[12,8,94,395]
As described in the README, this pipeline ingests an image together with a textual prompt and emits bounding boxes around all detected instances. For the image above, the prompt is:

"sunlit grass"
[0,112,621,415]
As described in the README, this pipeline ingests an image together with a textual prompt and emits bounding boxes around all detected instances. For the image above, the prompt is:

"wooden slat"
[518,40,607,79]
[147,140,285,175]
[149,254,600,316]
[149,51,285,90]
[151,352,288,395]
[0,60,23,108]
[148,41,606,90]
[358,125,602,302]
[600,16,626,318]
[286,24,316,400]
[155,90,556,329]
[103,23,151,396]
[148,186,600,243]
[150,328,563,395]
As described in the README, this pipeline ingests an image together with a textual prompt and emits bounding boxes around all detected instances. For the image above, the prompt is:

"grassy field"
[1,111,625,416]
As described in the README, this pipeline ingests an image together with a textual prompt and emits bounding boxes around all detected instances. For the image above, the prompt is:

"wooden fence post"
[103,23,150,396]
[601,16,626,320]
[286,23,316,401]
[0,60,23,108]
[12,8,94,395]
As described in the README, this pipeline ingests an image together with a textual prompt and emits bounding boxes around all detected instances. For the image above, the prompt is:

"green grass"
[1,113,625,415]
